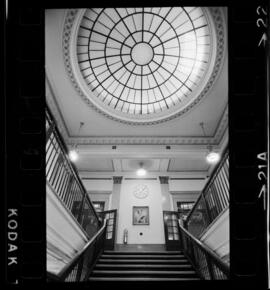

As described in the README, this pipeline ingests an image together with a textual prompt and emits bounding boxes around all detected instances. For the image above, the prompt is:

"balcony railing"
[46,108,100,239]
[185,150,229,238]
[179,221,229,280]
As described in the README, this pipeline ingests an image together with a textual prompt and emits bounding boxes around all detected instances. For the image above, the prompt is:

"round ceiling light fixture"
[137,162,147,176]
[64,7,226,124]
[206,151,220,164]
[199,122,221,164]
[69,149,79,162]
[68,121,84,162]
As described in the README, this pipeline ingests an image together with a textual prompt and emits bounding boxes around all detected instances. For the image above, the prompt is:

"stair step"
[103,251,182,255]
[95,264,192,269]
[92,270,197,277]
[98,259,189,264]
[89,277,200,281]
[101,254,185,259]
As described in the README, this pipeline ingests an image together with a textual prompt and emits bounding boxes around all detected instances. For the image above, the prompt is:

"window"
[177,201,195,220]
[92,201,105,212]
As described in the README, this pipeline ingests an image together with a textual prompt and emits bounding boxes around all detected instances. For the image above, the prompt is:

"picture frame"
[133,206,149,225]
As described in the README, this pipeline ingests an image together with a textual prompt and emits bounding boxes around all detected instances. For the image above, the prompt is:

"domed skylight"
[64,7,225,124]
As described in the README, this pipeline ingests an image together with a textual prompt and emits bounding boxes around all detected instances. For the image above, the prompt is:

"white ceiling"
[45,8,228,177]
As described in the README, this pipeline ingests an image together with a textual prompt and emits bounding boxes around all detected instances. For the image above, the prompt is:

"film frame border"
[4,0,270,288]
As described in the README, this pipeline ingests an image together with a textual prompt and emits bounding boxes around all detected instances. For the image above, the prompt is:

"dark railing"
[179,221,229,280]
[48,220,107,282]
[185,150,229,238]
[46,108,100,239]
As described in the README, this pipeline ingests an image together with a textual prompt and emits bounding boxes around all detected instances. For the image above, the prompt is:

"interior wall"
[81,178,113,192]
[116,178,165,244]
[169,179,206,192]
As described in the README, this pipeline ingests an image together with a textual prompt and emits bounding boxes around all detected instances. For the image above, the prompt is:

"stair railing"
[48,219,107,282]
[185,150,229,238]
[178,220,229,280]
[46,108,101,239]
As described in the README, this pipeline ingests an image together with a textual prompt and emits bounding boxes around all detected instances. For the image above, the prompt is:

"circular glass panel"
[76,7,215,118]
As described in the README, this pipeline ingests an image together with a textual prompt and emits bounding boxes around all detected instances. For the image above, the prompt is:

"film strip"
[4,0,270,288]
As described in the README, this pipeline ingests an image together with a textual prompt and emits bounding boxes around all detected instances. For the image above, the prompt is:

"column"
[159,176,171,211]
[111,176,123,244]
[111,176,123,210]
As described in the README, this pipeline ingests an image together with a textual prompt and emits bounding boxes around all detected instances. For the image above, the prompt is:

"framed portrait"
[133,206,149,225]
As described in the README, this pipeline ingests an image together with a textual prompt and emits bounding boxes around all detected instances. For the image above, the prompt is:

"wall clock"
[133,184,149,199]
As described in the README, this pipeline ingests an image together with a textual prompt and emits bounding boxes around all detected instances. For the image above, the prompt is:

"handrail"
[178,220,229,277]
[56,219,107,279]
[185,149,229,238]
[46,108,100,223]
[186,150,228,221]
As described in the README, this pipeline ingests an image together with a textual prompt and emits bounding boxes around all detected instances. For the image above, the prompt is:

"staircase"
[89,250,200,281]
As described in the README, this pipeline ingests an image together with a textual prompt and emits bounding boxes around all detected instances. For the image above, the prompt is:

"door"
[163,211,181,251]
[100,210,117,250]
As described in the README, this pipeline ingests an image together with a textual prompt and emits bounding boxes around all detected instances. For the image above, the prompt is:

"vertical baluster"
[217,175,228,209]
[67,179,78,211]
[46,140,58,181]
[205,253,215,280]
[215,173,228,208]
[212,181,225,211]
[60,172,71,201]
[201,193,212,226]
[209,186,222,218]
[54,160,65,194]
[219,167,229,201]
[63,176,74,207]
[78,193,86,226]
[58,170,69,200]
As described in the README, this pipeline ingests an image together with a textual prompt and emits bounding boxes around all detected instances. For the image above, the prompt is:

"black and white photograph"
[45,7,229,282]
[4,1,270,288]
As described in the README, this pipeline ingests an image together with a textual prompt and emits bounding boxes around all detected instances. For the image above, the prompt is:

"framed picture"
[133,206,149,225]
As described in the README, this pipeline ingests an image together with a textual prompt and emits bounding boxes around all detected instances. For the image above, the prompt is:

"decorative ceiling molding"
[66,104,228,145]
[46,70,227,146]
[62,7,227,126]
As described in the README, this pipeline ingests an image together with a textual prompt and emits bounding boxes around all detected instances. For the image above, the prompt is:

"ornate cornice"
[62,7,227,126]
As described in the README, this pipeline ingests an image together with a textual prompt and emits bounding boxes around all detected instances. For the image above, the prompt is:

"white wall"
[200,207,229,264]
[82,179,113,192]
[169,179,206,192]
[116,178,165,244]
[46,183,88,275]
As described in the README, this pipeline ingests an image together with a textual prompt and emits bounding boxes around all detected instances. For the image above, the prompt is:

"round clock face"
[133,184,149,199]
